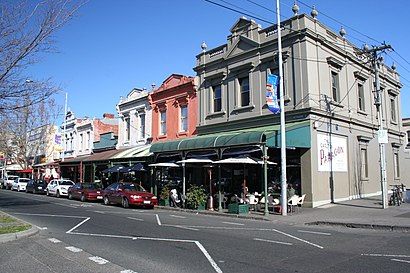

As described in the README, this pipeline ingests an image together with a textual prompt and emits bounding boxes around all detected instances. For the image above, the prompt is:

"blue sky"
[27,0,410,122]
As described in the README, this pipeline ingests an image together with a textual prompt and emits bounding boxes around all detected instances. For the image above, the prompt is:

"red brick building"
[149,74,198,143]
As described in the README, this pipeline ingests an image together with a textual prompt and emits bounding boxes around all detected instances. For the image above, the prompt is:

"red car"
[68,182,103,202]
[102,182,158,208]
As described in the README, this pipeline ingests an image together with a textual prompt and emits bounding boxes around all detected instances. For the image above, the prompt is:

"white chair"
[248,194,259,211]
[297,194,306,212]
[287,195,299,213]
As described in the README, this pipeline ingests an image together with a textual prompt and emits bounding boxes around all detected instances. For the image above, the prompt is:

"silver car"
[46,179,75,197]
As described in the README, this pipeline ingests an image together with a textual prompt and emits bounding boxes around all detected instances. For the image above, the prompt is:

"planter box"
[228,203,249,214]
[159,199,170,206]
[188,202,206,210]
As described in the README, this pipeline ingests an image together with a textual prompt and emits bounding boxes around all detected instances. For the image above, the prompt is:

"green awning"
[150,120,311,153]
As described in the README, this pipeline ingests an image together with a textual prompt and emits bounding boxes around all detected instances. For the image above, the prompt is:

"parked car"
[25,179,48,194]
[11,177,30,192]
[102,182,158,208]
[68,182,103,202]
[2,175,19,190]
[46,179,75,197]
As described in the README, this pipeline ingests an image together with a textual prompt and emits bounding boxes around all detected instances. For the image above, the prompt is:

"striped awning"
[110,145,152,159]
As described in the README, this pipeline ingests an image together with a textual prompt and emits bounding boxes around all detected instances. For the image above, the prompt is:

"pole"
[276,0,287,216]
[62,92,68,162]
[373,51,388,209]
[263,145,269,216]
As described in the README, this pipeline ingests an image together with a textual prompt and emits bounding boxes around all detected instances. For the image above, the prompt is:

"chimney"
[103,113,114,119]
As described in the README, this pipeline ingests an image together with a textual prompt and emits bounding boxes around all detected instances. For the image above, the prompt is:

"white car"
[11,177,30,192]
[3,175,19,190]
[46,179,75,197]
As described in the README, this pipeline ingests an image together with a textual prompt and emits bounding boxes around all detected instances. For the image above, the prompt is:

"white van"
[2,175,19,190]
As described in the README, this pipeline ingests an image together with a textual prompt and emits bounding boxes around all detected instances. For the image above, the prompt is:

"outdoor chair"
[248,194,259,211]
[297,194,306,212]
[287,195,299,213]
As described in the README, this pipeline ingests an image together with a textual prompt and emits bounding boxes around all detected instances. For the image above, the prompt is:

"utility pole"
[360,44,391,209]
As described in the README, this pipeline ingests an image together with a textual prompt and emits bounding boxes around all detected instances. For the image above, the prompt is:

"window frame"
[139,112,146,139]
[160,110,166,136]
[212,84,222,113]
[179,105,188,132]
[357,82,365,112]
[238,76,250,107]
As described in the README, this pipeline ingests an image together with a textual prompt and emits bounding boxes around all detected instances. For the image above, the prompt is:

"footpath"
[1,195,409,244]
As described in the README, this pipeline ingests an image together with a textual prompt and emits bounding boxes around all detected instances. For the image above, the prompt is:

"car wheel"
[33,188,36,194]
[80,194,86,202]
[122,197,129,208]
[68,192,73,200]
[103,196,110,205]
[46,189,50,196]
[56,190,60,198]
[17,186,20,192]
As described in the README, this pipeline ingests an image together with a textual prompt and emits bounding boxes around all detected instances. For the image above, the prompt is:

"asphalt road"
[1,189,409,273]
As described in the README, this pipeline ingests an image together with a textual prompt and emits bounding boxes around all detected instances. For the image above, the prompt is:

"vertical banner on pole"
[266,74,280,114]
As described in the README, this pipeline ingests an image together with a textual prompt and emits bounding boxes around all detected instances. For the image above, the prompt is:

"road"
[1,189,409,273]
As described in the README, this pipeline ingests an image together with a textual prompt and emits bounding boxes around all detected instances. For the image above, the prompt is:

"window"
[393,151,400,178]
[212,85,222,112]
[160,110,166,135]
[125,116,131,141]
[358,83,365,111]
[360,148,368,179]
[390,96,397,122]
[79,133,83,151]
[180,105,188,132]
[86,132,90,150]
[331,71,340,102]
[407,131,410,148]
[139,113,145,139]
[239,76,250,107]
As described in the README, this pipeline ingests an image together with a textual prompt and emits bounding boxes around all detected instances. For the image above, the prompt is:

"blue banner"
[266,74,280,114]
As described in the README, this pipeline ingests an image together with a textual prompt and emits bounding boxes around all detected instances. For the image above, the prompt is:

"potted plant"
[186,184,207,210]
[159,184,170,206]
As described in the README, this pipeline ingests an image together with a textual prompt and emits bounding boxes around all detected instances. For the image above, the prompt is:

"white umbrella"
[213,156,259,201]
[177,158,214,164]
[148,162,180,168]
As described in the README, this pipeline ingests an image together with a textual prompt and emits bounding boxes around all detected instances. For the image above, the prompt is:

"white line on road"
[65,246,83,253]
[121,270,138,273]
[89,256,110,265]
[195,241,223,273]
[66,217,91,234]
[13,212,85,218]
[222,221,244,226]
[361,254,410,258]
[253,238,293,246]
[297,230,331,236]
[127,217,144,222]
[170,215,186,219]
[391,259,410,264]
[156,214,162,226]
[91,211,105,214]
[273,228,324,249]
[48,238,61,243]
[173,225,199,231]
[34,225,47,230]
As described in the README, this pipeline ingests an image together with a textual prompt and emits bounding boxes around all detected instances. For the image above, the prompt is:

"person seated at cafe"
[287,184,296,198]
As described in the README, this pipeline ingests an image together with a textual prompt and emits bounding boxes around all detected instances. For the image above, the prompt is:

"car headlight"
[152,196,158,199]
[130,195,142,199]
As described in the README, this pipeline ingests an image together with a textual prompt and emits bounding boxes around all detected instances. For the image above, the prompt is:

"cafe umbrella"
[102,164,126,181]
[213,156,259,203]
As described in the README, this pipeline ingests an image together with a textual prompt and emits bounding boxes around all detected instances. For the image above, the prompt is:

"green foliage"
[186,184,207,209]
[159,184,170,200]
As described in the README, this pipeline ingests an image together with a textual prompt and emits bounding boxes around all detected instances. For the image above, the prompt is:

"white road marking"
[254,238,293,246]
[195,241,223,273]
[65,246,83,253]
[222,221,244,226]
[173,225,199,231]
[121,270,138,273]
[273,228,324,249]
[391,259,410,264]
[48,238,61,243]
[34,225,47,230]
[156,214,162,226]
[361,254,410,258]
[297,230,331,236]
[170,215,186,219]
[128,217,144,221]
[66,217,91,234]
[91,211,105,214]
[13,212,84,219]
[89,256,110,265]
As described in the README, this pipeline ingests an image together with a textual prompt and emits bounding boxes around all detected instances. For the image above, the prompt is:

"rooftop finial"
[292,1,299,15]
[201,41,207,52]
[339,26,346,38]
[311,6,318,19]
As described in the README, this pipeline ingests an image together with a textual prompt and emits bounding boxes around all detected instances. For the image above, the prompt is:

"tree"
[0,0,86,113]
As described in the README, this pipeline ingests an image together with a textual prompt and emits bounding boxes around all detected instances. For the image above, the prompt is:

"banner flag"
[266,74,280,114]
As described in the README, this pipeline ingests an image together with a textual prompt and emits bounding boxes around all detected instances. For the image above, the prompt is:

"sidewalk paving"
[1,196,409,244]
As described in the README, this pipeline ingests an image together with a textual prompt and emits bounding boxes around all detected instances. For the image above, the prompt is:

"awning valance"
[150,120,311,154]
[110,145,152,159]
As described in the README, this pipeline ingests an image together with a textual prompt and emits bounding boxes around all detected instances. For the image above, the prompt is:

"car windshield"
[123,183,146,192]
[82,184,101,190]
[19,179,30,182]
[35,180,46,184]
[61,181,74,186]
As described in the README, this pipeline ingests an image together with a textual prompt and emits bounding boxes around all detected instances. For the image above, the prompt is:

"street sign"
[378,130,388,144]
